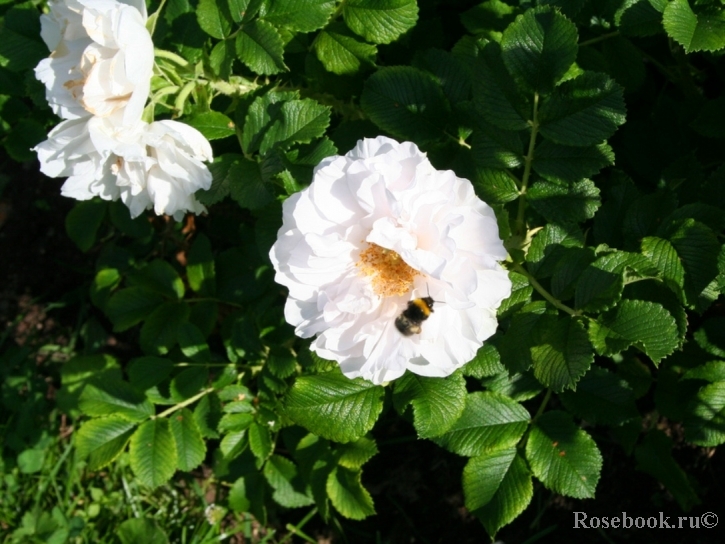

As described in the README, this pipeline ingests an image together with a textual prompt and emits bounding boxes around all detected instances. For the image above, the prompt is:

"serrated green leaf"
[497,272,533,318]
[533,141,614,183]
[197,0,233,38]
[472,168,520,204]
[196,154,238,206]
[500,6,578,95]
[361,66,448,143]
[663,0,725,53]
[343,0,418,44]
[79,380,154,422]
[531,318,593,393]
[326,466,375,520]
[313,23,377,75]
[527,223,584,277]
[209,39,235,79]
[65,200,106,252]
[414,48,472,104]
[264,455,314,507]
[267,350,297,378]
[236,20,287,75]
[498,302,552,373]
[538,72,626,146]
[75,415,136,470]
[641,237,686,303]
[483,370,545,402]
[575,250,658,312]
[260,99,331,155]
[337,436,379,469]
[526,411,602,499]
[140,301,190,355]
[616,0,667,37]
[684,381,725,447]
[559,367,639,425]
[665,219,720,307]
[263,0,336,32]
[106,287,165,333]
[460,0,516,35]
[463,449,532,537]
[90,268,121,311]
[249,422,274,463]
[242,92,298,155]
[393,371,467,438]
[473,41,530,131]
[550,247,596,300]
[470,115,523,170]
[462,343,505,379]
[634,430,701,510]
[128,260,185,300]
[284,372,384,443]
[588,299,679,363]
[169,408,206,471]
[433,392,529,457]
[221,429,249,459]
[184,111,235,141]
[130,419,178,488]
[528,178,601,224]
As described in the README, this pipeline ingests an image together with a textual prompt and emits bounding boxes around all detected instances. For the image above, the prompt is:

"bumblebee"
[395,297,435,336]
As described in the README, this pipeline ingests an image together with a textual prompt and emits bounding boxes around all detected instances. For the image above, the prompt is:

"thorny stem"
[513,263,581,317]
[516,92,540,237]
[578,31,620,47]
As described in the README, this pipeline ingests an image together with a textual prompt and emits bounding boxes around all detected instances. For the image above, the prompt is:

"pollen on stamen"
[357,243,418,297]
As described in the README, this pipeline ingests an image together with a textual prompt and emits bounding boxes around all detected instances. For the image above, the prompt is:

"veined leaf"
[259,99,331,155]
[262,0,336,32]
[169,408,206,472]
[263,455,314,507]
[531,318,593,393]
[527,178,601,224]
[313,23,377,75]
[326,466,375,519]
[532,141,614,183]
[139,301,190,355]
[75,415,137,470]
[663,0,725,53]
[106,288,164,332]
[197,0,233,38]
[337,436,379,469]
[79,380,154,422]
[129,419,178,488]
[526,411,602,499]
[236,20,287,75]
[343,0,418,45]
[558,367,639,426]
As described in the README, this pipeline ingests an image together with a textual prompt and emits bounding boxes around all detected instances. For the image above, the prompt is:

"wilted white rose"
[35,115,213,221]
[270,136,512,384]
[34,0,153,124]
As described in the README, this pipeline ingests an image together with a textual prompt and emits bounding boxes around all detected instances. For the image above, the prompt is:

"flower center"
[357,243,418,297]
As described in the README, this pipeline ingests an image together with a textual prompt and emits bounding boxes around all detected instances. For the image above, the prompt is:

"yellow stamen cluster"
[357,243,418,297]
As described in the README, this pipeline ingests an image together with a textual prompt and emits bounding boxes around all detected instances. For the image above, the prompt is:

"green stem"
[516,92,540,237]
[513,263,581,317]
[153,386,216,420]
[280,508,319,544]
[578,31,620,47]
[533,389,553,422]
[154,48,189,67]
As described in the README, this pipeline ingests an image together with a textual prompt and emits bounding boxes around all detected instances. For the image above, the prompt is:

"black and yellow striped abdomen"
[395,297,435,336]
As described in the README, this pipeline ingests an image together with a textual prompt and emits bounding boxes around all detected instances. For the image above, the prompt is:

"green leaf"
[482,370,545,402]
[263,455,314,507]
[263,0,336,32]
[128,260,185,300]
[326,466,375,520]
[169,408,206,471]
[140,301,191,355]
[313,23,377,75]
[90,268,121,311]
[284,371,385,443]
[574,250,658,312]
[460,0,516,35]
[641,237,686,303]
[634,430,701,510]
[197,0,233,38]
[588,299,679,364]
[242,92,298,155]
[550,247,596,300]
[527,178,601,224]
[532,141,614,183]
[337,436,379,469]
[665,219,720,307]
[128,357,174,392]
[684,381,725,447]
[498,302,551,373]
[663,0,725,53]
[75,415,136,470]
[249,422,274,463]
[187,234,216,296]
[259,99,331,155]
[196,154,236,205]
[414,49,472,104]
[343,0,418,44]
[463,449,532,537]
[538,72,626,147]
[694,317,725,358]
[0,7,47,73]
[472,168,520,205]
[224,157,275,209]
[118,519,168,544]
[498,271,533,318]
[171,367,209,401]
[79,380,154,422]
[470,116,523,170]
[558,367,639,426]
[472,41,530,131]
[267,350,297,378]
[184,112,235,140]
[462,343,505,379]
[361,66,448,143]
[236,20,287,75]
[129,419,178,488]
[500,6,578,95]
[616,0,667,37]
[393,371,467,438]
[526,411,602,499]
[209,39,235,79]
[433,392,530,457]
[527,223,584,277]
[531,318,593,393]
[65,200,106,252]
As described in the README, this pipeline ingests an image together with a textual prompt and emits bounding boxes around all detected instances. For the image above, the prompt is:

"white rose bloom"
[270,137,512,384]
[34,0,153,124]
[35,116,213,221]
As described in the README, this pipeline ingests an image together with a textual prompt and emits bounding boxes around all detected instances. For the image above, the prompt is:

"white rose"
[34,0,153,125]
[270,137,512,384]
